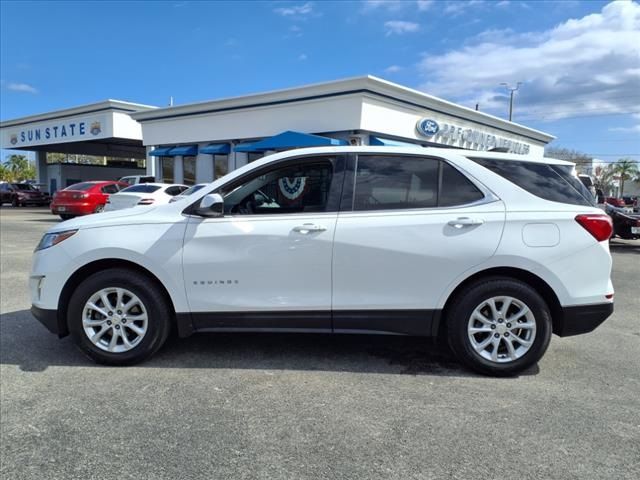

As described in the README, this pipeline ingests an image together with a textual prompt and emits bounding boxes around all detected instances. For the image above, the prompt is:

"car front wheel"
[446,277,552,376]
[67,268,172,365]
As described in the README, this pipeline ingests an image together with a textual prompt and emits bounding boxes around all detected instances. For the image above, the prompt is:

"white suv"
[30,147,614,376]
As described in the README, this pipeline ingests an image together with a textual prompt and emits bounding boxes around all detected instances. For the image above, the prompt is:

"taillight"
[575,214,613,242]
[72,193,88,199]
[137,198,155,205]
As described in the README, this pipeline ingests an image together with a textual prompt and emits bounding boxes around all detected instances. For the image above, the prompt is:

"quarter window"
[439,161,485,206]
[101,184,119,194]
[223,159,334,215]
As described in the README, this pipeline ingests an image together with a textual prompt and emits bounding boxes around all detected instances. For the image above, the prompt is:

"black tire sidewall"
[447,278,552,376]
[68,268,171,365]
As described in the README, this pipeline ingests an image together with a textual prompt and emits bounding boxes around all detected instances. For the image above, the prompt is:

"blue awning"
[200,143,231,155]
[148,146,174,156]
[235,130,348,152]
[369,136,417,147]
[168,145,198,156]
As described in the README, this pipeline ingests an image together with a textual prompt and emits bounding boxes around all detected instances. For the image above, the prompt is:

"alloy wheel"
[467,296,537,363]
[82,287,148,353]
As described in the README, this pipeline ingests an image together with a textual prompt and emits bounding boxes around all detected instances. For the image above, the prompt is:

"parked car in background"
[118,175,155,186]
[605,204,640,240]
[604,197,626,208]
[51,181,128,220]
[0,182,50,207]
[621,196,637,207]
[168,183,207,203]
[104,183,187,211]
[31,146,614,376]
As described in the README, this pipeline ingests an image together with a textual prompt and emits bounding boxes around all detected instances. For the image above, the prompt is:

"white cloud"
[417,1,640,121]
[496,0,510,7]
[384,65,403,73]
[361,1,433,13]
[274,2,314,17]
[443,0,484,17]
[417,0,434,11]
[384,20,419,36]
[609,125,640,133]
[6,82,38,94]
[298,53,308,61]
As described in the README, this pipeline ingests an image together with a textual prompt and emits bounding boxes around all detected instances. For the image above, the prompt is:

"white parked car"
[30,147,614,376]
[104,183,187,211]
[118,175,155,186]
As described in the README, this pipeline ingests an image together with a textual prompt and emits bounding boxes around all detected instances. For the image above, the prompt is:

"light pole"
[500,82,522,121]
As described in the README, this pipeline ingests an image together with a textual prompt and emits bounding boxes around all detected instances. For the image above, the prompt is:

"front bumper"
[556,302,614,337]
[31,305,68,338]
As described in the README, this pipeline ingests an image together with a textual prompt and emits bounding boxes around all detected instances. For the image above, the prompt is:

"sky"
[1,0,639,164]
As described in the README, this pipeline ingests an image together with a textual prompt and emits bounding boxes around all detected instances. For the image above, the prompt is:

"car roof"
[237,146,575,167]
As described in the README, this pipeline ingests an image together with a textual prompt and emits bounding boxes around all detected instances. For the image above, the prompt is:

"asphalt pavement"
[1,207,639,480]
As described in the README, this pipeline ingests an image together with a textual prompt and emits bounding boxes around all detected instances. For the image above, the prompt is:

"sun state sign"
[2,116,109,149]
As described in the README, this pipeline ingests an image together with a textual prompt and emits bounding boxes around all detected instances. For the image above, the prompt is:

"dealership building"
[0,76,554,192]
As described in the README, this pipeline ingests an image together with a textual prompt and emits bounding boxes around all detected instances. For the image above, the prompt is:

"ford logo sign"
[417,119,440,137]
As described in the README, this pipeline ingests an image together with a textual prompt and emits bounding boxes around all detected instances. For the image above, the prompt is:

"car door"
[332,153,505,335]
[181,154,345,331]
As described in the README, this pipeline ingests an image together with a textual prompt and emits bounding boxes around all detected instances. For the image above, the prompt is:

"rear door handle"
[447,217,485,228]
[293,223,327,234]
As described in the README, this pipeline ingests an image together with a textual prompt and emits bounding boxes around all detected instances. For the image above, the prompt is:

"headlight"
[35,230,78,251]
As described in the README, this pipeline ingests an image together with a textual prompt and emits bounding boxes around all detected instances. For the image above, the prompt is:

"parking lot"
[1,206,639,479]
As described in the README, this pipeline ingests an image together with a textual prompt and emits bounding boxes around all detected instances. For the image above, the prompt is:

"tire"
[59,214,74,220]
[67,268,172,365]
[446,277,552,377]
[94,204,105,213]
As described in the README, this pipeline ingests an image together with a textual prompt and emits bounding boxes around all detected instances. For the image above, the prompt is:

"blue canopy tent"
[200,143,231,155]
[235,130,348,152]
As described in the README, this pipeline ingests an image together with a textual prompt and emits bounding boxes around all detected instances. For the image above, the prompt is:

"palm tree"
[613,158,639,196]
[2,154,35,181]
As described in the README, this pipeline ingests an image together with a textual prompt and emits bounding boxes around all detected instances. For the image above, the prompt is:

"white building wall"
[139,96,364,146]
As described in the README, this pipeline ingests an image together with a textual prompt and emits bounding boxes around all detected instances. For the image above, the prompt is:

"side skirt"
[175,309,441,338]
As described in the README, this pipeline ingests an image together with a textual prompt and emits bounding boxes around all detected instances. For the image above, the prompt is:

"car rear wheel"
[94,204,105,213]
[67,268,172,365]
[59,214,74,220]
[446,277,552,376]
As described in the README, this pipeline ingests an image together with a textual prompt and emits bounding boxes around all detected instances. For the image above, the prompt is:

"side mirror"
[195,193,224,218]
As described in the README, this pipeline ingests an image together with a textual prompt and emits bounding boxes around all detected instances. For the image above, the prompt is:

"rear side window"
[165,186,188,196]
[353,155,483,211]
[470,158,594,207]
[101,184,119,194]
[121,185,161,193]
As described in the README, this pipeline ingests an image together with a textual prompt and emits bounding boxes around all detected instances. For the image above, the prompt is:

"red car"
[605,197,626,208]
[51,181,128,220]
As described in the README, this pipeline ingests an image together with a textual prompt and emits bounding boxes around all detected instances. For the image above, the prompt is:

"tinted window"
[354,156,438,211]
[439,162,484,207]
[12,184,36,191]
[224,160,334,215]
[121,185,161,193]
[101,184,119,194]
[65,182,95,191]
[165,186,187,196]
[551,165,596,205]
[180,184,206,196]
[470,158,593,207]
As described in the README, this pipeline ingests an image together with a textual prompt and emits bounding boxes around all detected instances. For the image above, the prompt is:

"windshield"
[180,184,206,196]
[121,184,161,193]
[12,184,36,191]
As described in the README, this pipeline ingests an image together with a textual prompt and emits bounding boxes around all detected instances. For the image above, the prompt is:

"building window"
[214,155,228,180]
[247,152,263,163]
[183,156,196,185]
[161,157,174,183]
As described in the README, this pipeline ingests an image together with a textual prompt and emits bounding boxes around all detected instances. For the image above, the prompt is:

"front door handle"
[447,217,485,228]
[293,223,327,234]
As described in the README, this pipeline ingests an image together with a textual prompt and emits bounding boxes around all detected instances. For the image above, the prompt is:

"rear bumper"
[31,305,68,338]
[51,202,95,215]
[556,302,614,337]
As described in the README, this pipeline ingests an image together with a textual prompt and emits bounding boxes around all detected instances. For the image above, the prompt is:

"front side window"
[223,160,334,215]
[183,156,196,185]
